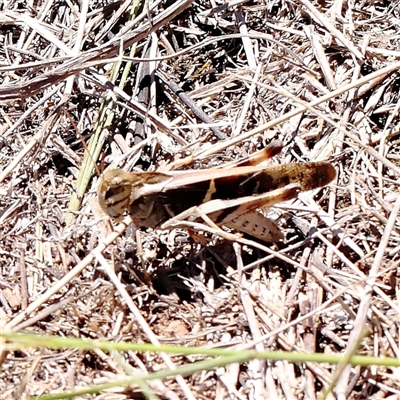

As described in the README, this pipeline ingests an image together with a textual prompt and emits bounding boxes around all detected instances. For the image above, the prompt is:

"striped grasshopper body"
[97,142,335,242]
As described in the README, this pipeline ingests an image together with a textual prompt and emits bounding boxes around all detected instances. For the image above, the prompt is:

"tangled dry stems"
[1,0,400,399]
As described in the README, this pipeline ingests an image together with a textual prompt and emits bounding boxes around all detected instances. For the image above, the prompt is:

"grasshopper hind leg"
[225,212,284,242]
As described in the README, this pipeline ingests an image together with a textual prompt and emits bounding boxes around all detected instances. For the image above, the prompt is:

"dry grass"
[1,0,400,399]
